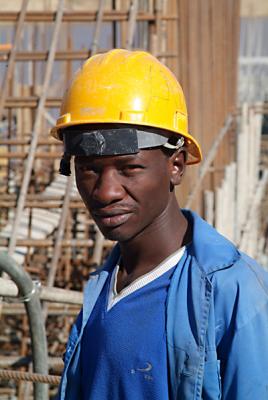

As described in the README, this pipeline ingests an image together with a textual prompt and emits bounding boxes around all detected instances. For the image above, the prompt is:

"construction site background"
[0,0,267,399]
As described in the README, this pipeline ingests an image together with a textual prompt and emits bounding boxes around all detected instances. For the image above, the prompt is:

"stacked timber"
[204,103,268,264]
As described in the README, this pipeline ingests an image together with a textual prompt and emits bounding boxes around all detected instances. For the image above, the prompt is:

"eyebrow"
[75,153,145,163]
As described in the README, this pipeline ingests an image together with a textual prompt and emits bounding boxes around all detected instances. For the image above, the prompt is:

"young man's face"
[75,148,180,243]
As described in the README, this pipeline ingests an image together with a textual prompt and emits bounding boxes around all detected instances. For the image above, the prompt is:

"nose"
[92,168,125,205]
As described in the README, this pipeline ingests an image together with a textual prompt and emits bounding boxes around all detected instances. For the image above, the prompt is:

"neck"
[119,197,189,278]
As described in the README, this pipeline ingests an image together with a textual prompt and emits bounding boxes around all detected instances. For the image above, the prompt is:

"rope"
[0,369,61,385]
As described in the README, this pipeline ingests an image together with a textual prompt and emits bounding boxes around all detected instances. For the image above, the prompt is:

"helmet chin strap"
[163,137,185,150]
[59,154,71,176]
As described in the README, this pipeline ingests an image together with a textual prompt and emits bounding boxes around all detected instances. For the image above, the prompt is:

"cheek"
[137,177,171,214]
[75,174,94,205]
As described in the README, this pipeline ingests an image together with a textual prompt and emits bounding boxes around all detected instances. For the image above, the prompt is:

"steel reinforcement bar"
[0,252,49,399]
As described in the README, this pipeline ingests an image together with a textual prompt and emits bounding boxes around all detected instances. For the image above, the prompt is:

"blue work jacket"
[58,210,268,399]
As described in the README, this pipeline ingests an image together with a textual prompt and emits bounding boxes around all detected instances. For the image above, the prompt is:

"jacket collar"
[182,209,240,274]
[95,209,240,277]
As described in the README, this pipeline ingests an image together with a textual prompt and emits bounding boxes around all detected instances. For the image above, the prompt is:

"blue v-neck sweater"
[81,265,177,400]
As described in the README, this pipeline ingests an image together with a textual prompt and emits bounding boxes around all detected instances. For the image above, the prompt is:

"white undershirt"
[107,246,185,311]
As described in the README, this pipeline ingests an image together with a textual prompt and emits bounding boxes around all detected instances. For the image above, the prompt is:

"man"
[52,49,268,399]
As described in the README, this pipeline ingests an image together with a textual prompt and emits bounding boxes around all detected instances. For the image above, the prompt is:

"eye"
[122,164,145,175]
[75,163,99,174]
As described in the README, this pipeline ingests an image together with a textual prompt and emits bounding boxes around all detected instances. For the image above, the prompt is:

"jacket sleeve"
[220,309,268,399]
[214,255,268,400]
[56,309,83,400]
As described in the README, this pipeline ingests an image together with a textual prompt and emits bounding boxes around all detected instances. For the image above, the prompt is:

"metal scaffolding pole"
[0,252,48,400]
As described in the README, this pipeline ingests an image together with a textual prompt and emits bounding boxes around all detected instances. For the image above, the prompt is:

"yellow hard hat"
[51,49,202,164]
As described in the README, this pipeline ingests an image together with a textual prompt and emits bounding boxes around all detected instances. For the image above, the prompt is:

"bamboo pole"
[0,201,84,208]
[0,10,169,23]
[221,173,229,238]
[42,174,74,320]
[235,103,249,243]
[91,226,105,266]
[8,0,65,257]
[239,169,268,254]
[239,105,264,255]
[0,356,63,369]
[204,190,214,226]
[91,0,105,55]
[185,115,233,209]
[1,304,80,316]
[215,186,224,234]
[0,151,62,158]
[0,276,83,305]
[0,0,29,122]
[218,162,236,242]
[227,162,236,243]
[126,0,139,50]
[0,238,111,248]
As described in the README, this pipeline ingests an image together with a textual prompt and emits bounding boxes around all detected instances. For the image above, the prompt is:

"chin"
[97,225,136,243]
[101,231,132,243]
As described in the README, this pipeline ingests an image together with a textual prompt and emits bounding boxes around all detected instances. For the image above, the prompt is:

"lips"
[92,209,133,228]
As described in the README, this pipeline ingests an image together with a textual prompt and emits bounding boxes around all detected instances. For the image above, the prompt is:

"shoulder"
[183,209,240,274]
[212,253,268,332]
[183,209,268,329]
[212,252,268,302]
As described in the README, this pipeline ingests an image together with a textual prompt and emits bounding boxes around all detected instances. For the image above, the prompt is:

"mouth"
[92,210,133,229]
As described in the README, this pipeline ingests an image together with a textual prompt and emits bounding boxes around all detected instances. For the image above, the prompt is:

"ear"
[169,148,187,186]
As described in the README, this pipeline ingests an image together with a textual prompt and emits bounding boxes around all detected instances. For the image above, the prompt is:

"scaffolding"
[0,0,255,398]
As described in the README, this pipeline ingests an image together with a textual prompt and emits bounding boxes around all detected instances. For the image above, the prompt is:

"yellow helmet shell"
[51,49,202,164]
